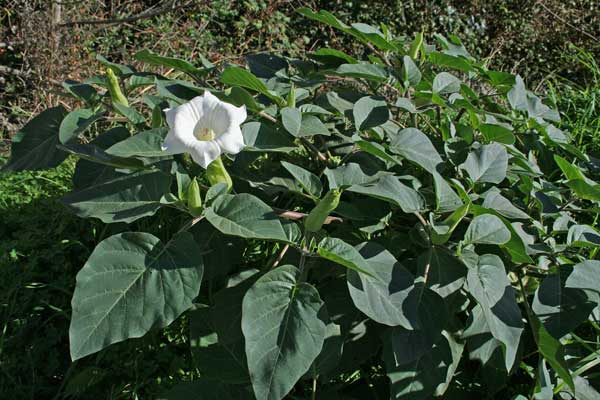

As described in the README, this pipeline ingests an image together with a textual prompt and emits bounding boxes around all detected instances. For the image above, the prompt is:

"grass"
[547,47,600,155]
[0,161,195,399]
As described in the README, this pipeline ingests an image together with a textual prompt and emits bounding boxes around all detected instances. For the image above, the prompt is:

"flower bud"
[187,178,203,217]
[304,189,342,233]
[206,157,233,191]
[105,68,129,107]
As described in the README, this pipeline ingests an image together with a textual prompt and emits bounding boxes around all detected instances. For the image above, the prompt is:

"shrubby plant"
[3,8,600,399]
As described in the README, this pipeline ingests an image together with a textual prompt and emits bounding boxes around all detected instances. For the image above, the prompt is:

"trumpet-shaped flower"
[161,91,247,168]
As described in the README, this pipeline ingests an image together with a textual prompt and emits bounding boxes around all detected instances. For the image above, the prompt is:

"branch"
[536,1,598,42]
[58,0,198,27]
[275,208,343,225]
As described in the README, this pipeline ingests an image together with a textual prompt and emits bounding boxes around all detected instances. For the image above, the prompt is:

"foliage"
[3,8,600,400]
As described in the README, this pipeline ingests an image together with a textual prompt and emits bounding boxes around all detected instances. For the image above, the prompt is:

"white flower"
[161,91,247,168]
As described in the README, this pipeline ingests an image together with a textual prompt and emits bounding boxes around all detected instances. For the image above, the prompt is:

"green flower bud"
[105,68,129,107]
[304,189,342,233]
[206,157,233,191]
[187,178,203,217]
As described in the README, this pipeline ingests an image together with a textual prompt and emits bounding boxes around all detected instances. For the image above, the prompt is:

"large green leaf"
[419,248,467,298]
[2,106,68,171]
[281,161,322,198]
[464,214,511,245]
[533,270,596,339]
[220,67,283,105]
[334,63,389,82]
[432,72,461,94]
[189,305,249,384]
[70,232,203,360]
[385,331,464,399]
[72,127,130,189]
[389,128,443,173]
[135,49,207,81]
[63,169,171,223]
[348,175,424,213]
[242,122,296,153]
[59,108,104,144]
[105,128,168,159]
[529,312,574,391]
[324,163,381,189]
[460,143,508,184]
[466,254,523,371]
[242,265,327,400]
[565,260,600,294]
[353,96,389,131]
[317,237,376,277]
[204,194,288,242]
[346,242,421,328]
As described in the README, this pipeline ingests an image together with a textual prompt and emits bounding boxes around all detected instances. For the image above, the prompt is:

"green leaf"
[70,232,203,360]
[72,127,130,189]
[346,242,420,328]
[62,80,100,105]
[281,107,302,136]
[58,143,146,170]
[533,270,595,339]
[565,260,600,294]
[466,254,523,371]
[59,108,104,144]
[112,102,146,125]
[204,194,288,242]
[464,214,511,245]
[480,118,515,145]
[471,205,533,263]
[220,67,283,105]
[324,163,380,189]
[334,63,389,82]
[419,248,467,297]
[356,140,401,166]
[189,304,249,384]
[2,106,68,171]
[482,189,530,220]
[317,237,376,277]
[242,122,296,153]
[432,172,463,212]
[529,312,574,391]
[401,56,421,87]
[431,203,470,245]
[432,72,461,95]
[567,225,600,248]
[389,128,443,173]
[353,96,389,131]
[385,331,464,400]
[309,48,358,67]
[281,161,322,198]
[242,265,327,400]
[348,175,424,213]
[63,169,171,223]
[429,52,474,72]
[460,143,508,184]
[105,128,168,158]
[135,49,207,81]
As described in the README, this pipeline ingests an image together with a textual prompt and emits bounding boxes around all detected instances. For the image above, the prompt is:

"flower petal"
[216,125,245,155]
[188,140,222,168]
[161,129,188,154]
[209,99,247,134]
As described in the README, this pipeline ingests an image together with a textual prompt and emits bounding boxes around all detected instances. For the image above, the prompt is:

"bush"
[3,8,600,399]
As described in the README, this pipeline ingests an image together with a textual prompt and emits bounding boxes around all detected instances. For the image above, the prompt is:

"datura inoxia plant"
[3,8,600,400]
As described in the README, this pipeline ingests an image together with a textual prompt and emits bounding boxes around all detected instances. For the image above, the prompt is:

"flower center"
[194,126,215,141]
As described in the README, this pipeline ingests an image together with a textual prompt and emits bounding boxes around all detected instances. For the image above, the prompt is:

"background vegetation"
[1,1,599,398]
